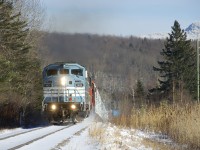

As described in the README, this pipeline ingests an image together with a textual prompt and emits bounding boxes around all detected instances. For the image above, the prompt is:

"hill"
[39,33,164,90]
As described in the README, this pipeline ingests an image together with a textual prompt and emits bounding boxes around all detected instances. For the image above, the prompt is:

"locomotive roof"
[44,62,85,69]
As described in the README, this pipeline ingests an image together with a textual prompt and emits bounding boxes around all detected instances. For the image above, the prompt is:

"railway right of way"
[0,124,73,150]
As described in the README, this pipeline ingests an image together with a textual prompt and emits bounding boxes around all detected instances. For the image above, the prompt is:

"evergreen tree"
[0,0,29,97]
[0,0,43,126]
[134,79,145,106]
[152,20,195,102]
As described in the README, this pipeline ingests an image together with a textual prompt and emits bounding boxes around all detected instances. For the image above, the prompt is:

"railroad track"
[0,126,46,140]
[0,123,74,150]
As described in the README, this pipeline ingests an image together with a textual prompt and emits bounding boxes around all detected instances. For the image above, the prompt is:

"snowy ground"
[0,87,184,150]
[0,113,180,150]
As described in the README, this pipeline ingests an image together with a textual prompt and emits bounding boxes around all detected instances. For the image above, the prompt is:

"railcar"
[42,62,94,124]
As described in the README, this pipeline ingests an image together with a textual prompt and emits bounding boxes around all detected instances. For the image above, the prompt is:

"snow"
[0,88,178,150]
[56,126,97,150]
[0,114,181,150]
[0,126,70,149]
[0,128,25,136]
[0,127,45,140]
[140,32,168,39]
[185,22,200,34]
[94,85,109,121]
[140,22,200,40]
[88,122,151,150]
[135,130,173,145]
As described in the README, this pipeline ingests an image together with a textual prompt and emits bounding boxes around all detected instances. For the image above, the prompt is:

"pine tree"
[152,20,195,102]
[0,0,43,126]
[0,0,29,96]
[134,79,145,106]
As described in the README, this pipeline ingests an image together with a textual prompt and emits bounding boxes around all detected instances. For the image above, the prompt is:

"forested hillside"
[39,33,164,90]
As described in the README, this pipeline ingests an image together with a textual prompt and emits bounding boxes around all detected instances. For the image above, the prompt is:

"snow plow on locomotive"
[42,63,95,124]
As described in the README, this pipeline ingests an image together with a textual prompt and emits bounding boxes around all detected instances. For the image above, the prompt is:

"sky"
[42,0,200,36]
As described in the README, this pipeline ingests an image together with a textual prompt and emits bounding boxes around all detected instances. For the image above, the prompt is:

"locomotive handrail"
[74,88,84,102]
[43,87,85,102]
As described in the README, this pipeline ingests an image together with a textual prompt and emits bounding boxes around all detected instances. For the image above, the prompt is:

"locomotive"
[42,62,95,124]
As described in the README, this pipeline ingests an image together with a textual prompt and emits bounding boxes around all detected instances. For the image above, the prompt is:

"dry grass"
[88,122,106,144]
[112,102,200,149]
[141,138,179,150]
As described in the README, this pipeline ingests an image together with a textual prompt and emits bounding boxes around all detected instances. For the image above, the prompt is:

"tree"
[0,0,43,127]
[152,20,195,102]
[134,79,145,106]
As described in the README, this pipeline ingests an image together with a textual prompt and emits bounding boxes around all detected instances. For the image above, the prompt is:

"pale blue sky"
[42,0,200,36]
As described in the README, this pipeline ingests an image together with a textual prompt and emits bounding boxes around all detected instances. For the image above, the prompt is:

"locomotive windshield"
[71,69,83,76]
[46,69,58,76]
[60,69,69,74]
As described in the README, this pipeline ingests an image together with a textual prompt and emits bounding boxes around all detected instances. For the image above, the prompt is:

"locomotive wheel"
[71,112,77,124]
[85,109,90,118]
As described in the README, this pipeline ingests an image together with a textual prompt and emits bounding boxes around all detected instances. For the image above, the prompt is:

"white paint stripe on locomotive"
[43,88,85,91]
[43,87,85,91]
[43,92,85,95]
[43,87,85,90]
[43,90,85,93]
[43,93,85,97]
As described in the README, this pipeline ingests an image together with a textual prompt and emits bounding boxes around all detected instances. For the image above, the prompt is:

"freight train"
[42,62,95,124]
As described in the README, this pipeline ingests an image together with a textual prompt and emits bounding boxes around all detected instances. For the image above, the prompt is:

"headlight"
[61,77,66,86]
[71,104,76,110]
[51,104,56,110]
